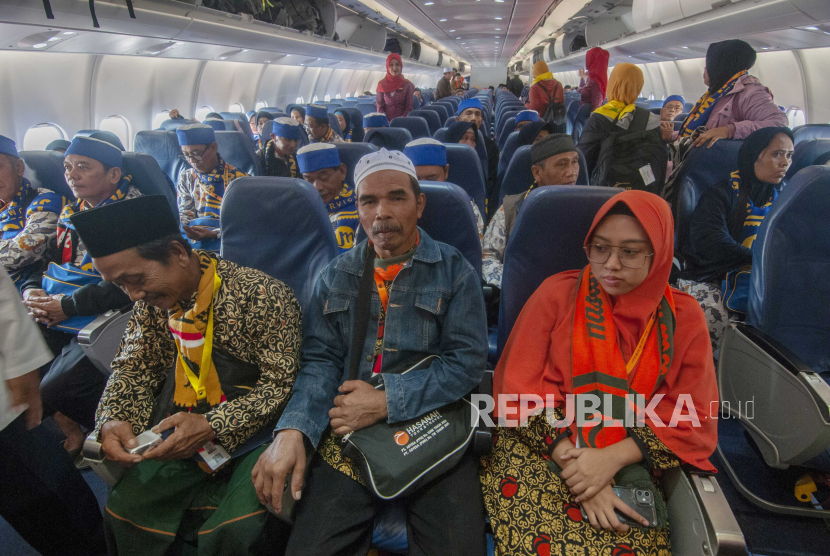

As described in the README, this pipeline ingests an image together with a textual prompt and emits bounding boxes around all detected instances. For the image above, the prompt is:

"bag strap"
[347,243,376,381]
[730,186,751,241]
[631,107,650,133]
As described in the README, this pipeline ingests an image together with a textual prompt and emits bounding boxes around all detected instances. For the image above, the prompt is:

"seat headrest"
[214,131,262,176]
[365,128,413,152]
[748,165,830,373]
[390,117,430,141]
[497,186,621,357]
[134,130,190,186]
[159,119,193,131]
[335,143,379,189]
[355,103,377,117]
[445,144,486,216]
[220,177,338,312]
[786,138,830,179]
[327,113,343,137]
[499,146,534,205]
[218,113,255,142]
[18,151,74,200]
[121,152,179,217]
[409,110,441,135]
[792,124,830,145]
[339,108,365,142]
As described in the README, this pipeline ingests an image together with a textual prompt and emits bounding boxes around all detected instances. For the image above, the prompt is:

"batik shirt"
[93,252,302,454]
[482,204,508,288]
[311,127,343,144]
[0,178,64,274]
[328,183,359,254]
[176,157,248,227]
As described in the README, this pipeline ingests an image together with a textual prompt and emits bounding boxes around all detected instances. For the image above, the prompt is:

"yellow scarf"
[532,72,553,86]
[593,99,636,121]
[168,253,225,409]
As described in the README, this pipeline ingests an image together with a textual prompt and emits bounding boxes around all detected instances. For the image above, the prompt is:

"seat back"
[433,128,489,180]
[74,130,125,151]
[445,143,486,217]
[365,128,413,151]
[390,117,430,140]
[673,141,742,257]
[422,104,449,124]
[219,113,256,142]
[133,130,190,186]
[444,116,457,128]
[498,146,590,206]
[674,112,689,122]
[335,142,379,190]
[497,186,620,356]
[355,103,376,116]
[497,117,517,151]
[572,103,592,143]
[566,100,580,134]
[409,110,441,136]
[261,107,283,115]
[214,131,262,176]
[748,166,830,373]
[785,138,830,179]
[159,118,193,131]
[341,100,358,108]
[792,124,830,145]
[496,110,521,139]
[18,151,75,200]
[649,100,664,109]
[339,107,365,142]
[498,131,521,179]
[327,113,344,137]
[121,152,179,216]
[220,177,338,312]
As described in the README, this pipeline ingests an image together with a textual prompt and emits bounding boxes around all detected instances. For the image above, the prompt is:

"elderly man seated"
[297,143,358,254]
[661,95,686,122]
[0,135,64,290]
[176,124,248,253]
[363,112,389,136]
[257,117,303,178]
[482,133,580,288]
[72,195,301,555]
[305,104,342,144]
[403,137,484,240]
[252,149,487,556]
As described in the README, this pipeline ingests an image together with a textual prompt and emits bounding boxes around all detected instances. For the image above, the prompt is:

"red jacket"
[525,78,564,117]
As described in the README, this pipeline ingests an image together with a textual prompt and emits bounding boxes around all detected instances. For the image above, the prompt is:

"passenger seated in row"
[660,95,685,122]
[517,119,555,147]
[363,112,389,136]
[205,112,223,120]
[305,104,342,144]
[482,190,718,555]
[247,110,258,136]
[253,149,488,555]
[403,137,484,238]
[678,127,794,351]
[0,136,64,290]
[514,109,539,130]
[257,117,302,178]
[255,110,274,148]
[458,98,499,199]
[334,109,354,142]
[176,124,248,254]
[290,106,305,127]
[74,195,301,555]
[482,134,580,288]
[22,137,139,460]
[45,139,70,153]
[297,143,358,253]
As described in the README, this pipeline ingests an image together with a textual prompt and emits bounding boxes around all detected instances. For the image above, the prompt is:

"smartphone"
[580,486,658,528]
[128,430,162,455]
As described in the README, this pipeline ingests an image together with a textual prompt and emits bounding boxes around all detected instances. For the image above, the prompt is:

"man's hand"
[580,484,650,532]
[660,121,674,141]
[578,68,586,78]
[252,430,308,511]
[23,295,68,326]
[101,420,143,466]
[182,225,219,241]
[691,125,730,148]
[22,288,47,301]
[328,380,388,435]
[143,412,216,461]
[6,370,43,430]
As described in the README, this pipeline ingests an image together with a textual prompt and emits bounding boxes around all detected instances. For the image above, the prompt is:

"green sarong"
[105,446,268,556]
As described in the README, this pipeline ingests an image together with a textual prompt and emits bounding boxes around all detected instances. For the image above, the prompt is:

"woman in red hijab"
[376,53,415,121]
[481,190,718,555]
[580,46,610,110]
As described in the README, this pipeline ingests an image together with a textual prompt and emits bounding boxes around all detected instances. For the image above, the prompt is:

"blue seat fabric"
[214,131,263,176]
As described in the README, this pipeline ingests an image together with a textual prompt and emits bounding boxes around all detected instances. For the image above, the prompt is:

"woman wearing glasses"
[481,190,718,555]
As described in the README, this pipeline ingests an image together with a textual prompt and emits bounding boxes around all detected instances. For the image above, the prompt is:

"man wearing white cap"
[435,67,454,100]
[253,148,488,555]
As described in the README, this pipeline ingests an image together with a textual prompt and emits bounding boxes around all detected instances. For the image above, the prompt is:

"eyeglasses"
[584,243,654,269]
[181,147,208,162]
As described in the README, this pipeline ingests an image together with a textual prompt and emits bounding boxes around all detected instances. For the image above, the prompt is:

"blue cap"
[363,113,389,128]
[0,135,18,158]
[457,98,484,116]
[176,124,216,146]
[403,138,447,167]
[273,117,303,140]
[65,136,123,169]
[203,118,226,131]
[306,104,328,121]
[664,95,685,107]
[515,110,540,124]
[297,143,340,173]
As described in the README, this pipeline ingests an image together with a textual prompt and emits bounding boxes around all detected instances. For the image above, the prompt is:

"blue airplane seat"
[785,138,830,179]
[434,128,489,181]
[498,146,589,207]
[496,110,521,141]
[497,131,520,180]
[497,186,620,358]
[391,117,430,140]
[635,101,651,110]
[445,143,486,217]
[214,131,263,176]
[121,152,179,217]
[159,118,193,131]
[365,128,413,152]
[355,103,376,117]
[19,150,75,200]
[444,116,457,127]
[674,112,689,122]
[412,95,420,110]
[649,100,664,109]
[74,130,125,151]
[566,100,580,135]
[202,119,226,132]
[220,177,338,313]
[219,113,255,142]
[409,110,442,136]
[685,102,695,112]
[327,113,344,138]
[497,118,516,151]
[572,103,592,143]
[133,130,190,186]
[339,107,365,143]
[261,107,283,114]
[341,100,358,108]
[422,104,449,125]
[792,124,830,145]
[335,142,379,190]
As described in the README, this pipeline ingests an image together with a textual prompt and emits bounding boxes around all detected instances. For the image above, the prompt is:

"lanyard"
[175,265,222,400]
[373,273,389,311]
[625,312,656,376]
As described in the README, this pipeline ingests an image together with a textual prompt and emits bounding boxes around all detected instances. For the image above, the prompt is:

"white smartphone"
[129,430,163,455]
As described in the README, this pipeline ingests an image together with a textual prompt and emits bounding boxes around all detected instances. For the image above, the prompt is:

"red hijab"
[586,47,610,99]
[377,53,406,93]
[493,190,718,471]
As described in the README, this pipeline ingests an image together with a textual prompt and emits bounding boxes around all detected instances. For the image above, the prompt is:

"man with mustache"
[253,148,488,555]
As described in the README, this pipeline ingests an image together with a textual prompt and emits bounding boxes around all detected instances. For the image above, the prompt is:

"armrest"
[77,307,133,375]
[82,432,127,486]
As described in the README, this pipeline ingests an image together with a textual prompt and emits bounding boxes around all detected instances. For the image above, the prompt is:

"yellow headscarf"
[593,63,644,120]
[532,60,553,85]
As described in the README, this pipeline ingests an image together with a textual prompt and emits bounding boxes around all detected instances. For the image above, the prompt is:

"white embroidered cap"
[353,148,418,189]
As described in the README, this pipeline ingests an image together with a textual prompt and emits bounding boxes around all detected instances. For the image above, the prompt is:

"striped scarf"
[1,178,63,239]
[679,70,746,137]
[193,156,246,219]
[729,170,778,250]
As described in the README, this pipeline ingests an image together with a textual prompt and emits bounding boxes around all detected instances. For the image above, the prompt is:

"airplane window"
[296,97,304,104]
[229,102,244,113]
[324,94,331,101]
[195,106,213,121]
[152,110,171,129]
[255,101,267,111]
[787,108,805,129]
[100,115,132,151]
[23,122,67,151]
[335,93,341,99]
[312,95,319,103]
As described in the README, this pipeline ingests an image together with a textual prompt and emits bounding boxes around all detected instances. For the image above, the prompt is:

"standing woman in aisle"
[525,60,565,119]
[580,46,610,111]
[376,53,415,121]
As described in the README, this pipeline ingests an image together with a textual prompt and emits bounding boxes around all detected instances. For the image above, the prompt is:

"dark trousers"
[285,448,487,556]
[0,414,106,555]
[39,327,108,430]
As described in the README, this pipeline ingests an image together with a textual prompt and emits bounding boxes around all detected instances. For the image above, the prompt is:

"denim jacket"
[275,228,487,448]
